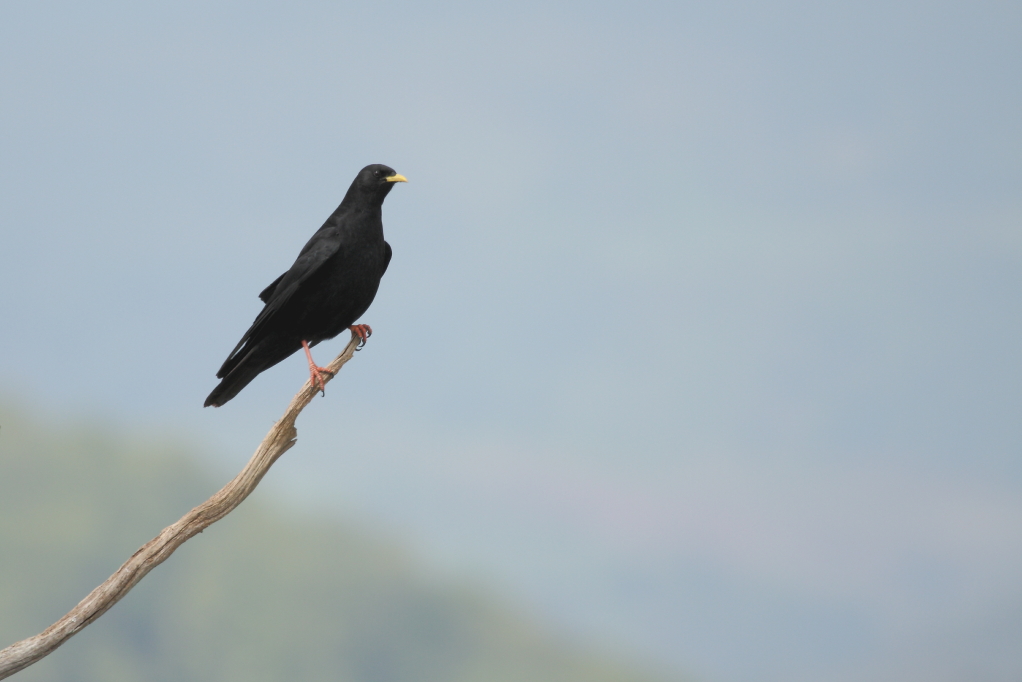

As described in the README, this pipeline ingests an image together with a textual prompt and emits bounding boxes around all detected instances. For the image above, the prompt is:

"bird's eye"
[373,170,381,177]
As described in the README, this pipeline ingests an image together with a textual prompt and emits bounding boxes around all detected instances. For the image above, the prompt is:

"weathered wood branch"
[0,332,363,679]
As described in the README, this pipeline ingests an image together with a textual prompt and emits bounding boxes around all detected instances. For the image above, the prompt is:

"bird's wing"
[258,272,286,302]
[218,228,342,376]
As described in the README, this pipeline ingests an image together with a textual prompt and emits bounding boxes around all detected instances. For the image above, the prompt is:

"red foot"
[348,324,373,350]
[302,340,334,396]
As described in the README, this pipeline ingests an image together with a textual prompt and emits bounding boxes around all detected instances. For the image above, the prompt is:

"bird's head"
[349,164,407,204]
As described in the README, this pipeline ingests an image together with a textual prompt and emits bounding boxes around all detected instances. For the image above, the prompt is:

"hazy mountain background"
[0,402,675,682]
[1,1,1020,681]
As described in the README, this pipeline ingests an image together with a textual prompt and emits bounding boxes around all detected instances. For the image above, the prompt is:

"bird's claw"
[309,365,335,396]
[349,324,373,351]
[302,339,334,396]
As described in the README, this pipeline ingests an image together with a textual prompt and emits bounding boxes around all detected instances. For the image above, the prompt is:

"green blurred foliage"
[0,404,675,682]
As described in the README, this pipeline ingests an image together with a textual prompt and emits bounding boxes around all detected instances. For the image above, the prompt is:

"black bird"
[204,164,406,407]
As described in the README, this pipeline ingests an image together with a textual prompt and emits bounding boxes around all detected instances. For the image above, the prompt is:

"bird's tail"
[204,362,264,407]
[204,339,296,407]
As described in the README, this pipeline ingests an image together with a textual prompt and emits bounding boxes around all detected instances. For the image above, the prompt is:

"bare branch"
[0,332,363,679]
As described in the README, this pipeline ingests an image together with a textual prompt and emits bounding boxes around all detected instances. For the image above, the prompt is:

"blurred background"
[0,1,1019,681]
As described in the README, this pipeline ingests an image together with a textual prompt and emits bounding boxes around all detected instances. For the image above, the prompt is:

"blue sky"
[1,2,1020,680]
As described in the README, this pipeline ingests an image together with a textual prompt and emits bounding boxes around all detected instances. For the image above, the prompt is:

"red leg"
[302,340,334,396]
[348,324,373,350]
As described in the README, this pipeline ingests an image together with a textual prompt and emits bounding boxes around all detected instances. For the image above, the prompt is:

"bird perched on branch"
[204,164,406,407]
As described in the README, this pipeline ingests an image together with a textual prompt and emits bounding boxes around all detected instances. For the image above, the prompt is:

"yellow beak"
[385,173,408,183]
